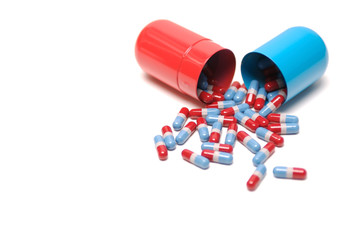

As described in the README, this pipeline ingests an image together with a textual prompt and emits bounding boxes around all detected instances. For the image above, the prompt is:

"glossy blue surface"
[233,89,246,104]
[154,135,164,144]
[258,103,273,117]
[246,138,261,154]
[225,132,236,147]
[172,116,185,131]
[194,155,210,169]
[216,152,233,165]
[175,130,190,145]
[256,164,267,175]
[164,135,176,150]
[253,151,267,166]
[241,27,328,102]
[273,166,288,178]
[198,72,208,90]
[256,127,269,140]
[198,125,209,142]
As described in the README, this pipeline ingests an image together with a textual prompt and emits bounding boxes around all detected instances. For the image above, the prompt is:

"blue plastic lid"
[241,26,329,102]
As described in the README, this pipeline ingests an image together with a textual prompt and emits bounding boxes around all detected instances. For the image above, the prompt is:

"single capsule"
[224,81,241,100]
[220,103,249,116]
[267,123,299,135]
[224,123,238,147]
[189,108,220,119]
[175,121,197,145]
[201,142,233,153]
[273,166,307,180]
[254,87,267,111]
[236,131,261,154]
[206,100,235,110]
[208,91,225,102]
[198,72,209,90]
[206,115,236,127]
[252,142,276,166]
[247,164,266,191]
[259,94,286,117]
[256,127,284,147]
[209,121,222,143]
[267,113,299,123]
[197,117,210,142]
[245,80,259,108]
[233,84,248,104]
[201,150,233,165]
[172,107,189,131]
[264,78,286,92]
[244,109,269,127]
[197,89,213,104]
[154,135,168,161]
[234,112,259,133]
[161,125,176,150]
[207,85,226,94]
[266,88,287,102]
[182,149,210,170]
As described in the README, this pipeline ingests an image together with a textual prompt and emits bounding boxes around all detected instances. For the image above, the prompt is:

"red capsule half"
[197,89,213,104]
[264,78,286,92]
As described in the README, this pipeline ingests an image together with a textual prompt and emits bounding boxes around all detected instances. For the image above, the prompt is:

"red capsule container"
[135,20,236,101]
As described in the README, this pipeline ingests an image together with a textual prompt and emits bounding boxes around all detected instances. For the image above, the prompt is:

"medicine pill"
[254,87,267,111]
[173,107,189,131]
[196,117,210,142]
[233,84,248,104]
[182,149,210,169]
[220,103,249,116]
[154,135,168,161]
[206,115,237,127]
[273,166,307,180]
[197,89,214,104]
[224,123,238,147]
[175,121,197,145]
[209,121,222,143]
[206,100,235,110]
[267,123,299,135]
[201,150,233,165]
[266,88,287,102]
[189,108,220,119]
[247,164,266,191]
[208,91,225,102]
[224,81,241,100]
[252,142,275,166]
[244,109,269,127]
[236,131,261,154]
[198,72,209,90]
[207,85,226,94]
[264,78,286,92]
[245,80,259,107]
[259,92,286,117]
[201,142,233,153]
[256,127,284,147]
[267,113,299,123]
[161,125,176,150]
[234,112,259,133]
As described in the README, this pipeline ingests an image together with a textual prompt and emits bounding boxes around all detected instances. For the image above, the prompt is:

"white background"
[1,0,358,239]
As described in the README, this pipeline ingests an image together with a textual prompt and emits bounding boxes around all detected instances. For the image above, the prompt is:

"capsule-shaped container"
[135,20,236,101]
[241,26,328,102]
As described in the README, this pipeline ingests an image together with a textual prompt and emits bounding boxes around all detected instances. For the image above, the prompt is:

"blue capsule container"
[241,27,328,102]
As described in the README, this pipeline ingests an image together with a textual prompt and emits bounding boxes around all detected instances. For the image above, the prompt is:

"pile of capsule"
[154,60,307,191]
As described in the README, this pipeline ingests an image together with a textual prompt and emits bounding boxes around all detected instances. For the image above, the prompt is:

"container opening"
[198,49,236,90]
[241,52,286,90]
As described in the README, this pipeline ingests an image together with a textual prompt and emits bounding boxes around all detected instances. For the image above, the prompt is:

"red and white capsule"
[273,166,307,180]
[245,80,259,108]
[206,115,237,127]
[208,121,222,143]
[154,135,168,161]
[189,108,220,119]
[259,92,286,117]
[197,89,213,104]
[234,112,259,133]
[267,113,299,123]
[264,78,286,92]
[206,90,225,102]
[207,85,226,94]
[256,127,284,147]
[254,87,267,111]
[247,164,266,191]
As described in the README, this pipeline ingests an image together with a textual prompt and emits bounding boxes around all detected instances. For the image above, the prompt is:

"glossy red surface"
[135,20,235,101]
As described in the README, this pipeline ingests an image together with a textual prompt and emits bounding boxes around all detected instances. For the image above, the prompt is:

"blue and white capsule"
[201,150,233,165]
[233,84,248,104]
[224,81,241,100]
[236,131,261,154]
[196,117,210,142]
[198,72,208,90]
[173,107,189,131]
[252,142,276,166]
[175,121,197,145]
[225,123,238,147]
[161,126,176,150]
[267,113,299,123]
[182,149,210,169]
